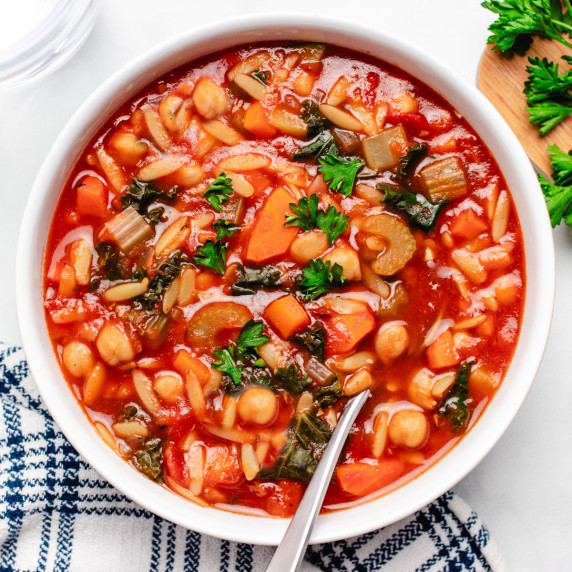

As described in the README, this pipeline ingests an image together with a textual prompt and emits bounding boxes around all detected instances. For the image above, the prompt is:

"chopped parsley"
[524,56,572,134]
[538,143,572,228]
[212,320,270,384]
[285,194,349,245]
[212,219,240,239]
[204,173,233,212]
[318,154,365,197]
[482,0,572,58]
[193,239,227,275]
[299,259,347,300]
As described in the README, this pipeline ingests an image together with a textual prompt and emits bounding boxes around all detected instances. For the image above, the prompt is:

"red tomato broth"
[42,42,525,518]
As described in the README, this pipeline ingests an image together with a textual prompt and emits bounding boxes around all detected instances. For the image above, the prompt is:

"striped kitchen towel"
[0,343,511,571]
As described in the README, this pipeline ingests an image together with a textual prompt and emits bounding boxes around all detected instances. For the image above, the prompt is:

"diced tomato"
[324,310,376,356]
[77,176,107,218]
[243,170,272,195]
[164,443,190,487]
[244,187,299,263]
[336,460,406,496]
[259,480,304,518]
[450,209,488,240]
[386,112,429,133]
[204,445,242,487]
[243,102,277,138]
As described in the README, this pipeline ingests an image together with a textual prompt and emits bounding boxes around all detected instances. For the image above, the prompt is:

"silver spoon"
[266,390,370,572]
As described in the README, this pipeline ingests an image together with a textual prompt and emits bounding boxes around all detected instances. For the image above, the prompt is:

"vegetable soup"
[43,43,525,517]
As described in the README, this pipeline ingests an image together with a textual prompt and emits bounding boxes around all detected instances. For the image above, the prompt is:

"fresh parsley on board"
[483,0,572,231]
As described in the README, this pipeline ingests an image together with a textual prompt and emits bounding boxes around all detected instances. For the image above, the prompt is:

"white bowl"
[16,14,555,545]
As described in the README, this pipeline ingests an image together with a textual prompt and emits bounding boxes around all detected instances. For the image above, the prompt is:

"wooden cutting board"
[477,37,572,176]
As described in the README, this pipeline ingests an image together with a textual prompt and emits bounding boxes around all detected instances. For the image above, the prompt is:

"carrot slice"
[426,329,459,369]
[77,176,107,218]
[244,187,299,263]
[324,310,375,356]
[244,102,277,138]
[173,349,211,384]
[336,460,406,496]
[450,209,487,240]
[265,294,311,339]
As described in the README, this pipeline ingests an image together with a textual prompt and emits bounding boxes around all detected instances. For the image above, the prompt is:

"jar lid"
[0,0,98,90]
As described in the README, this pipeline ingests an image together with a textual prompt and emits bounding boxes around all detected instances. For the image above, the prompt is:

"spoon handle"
[265,390,370,572]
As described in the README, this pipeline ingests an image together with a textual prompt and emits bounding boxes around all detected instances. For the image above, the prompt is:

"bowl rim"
[16,13,555,545]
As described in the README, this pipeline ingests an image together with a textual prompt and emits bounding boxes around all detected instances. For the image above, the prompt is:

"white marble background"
[1,1,570,569]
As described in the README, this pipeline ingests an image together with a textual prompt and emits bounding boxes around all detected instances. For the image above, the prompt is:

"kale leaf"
[292,132,335,161]
[138,253,189,310]
[300,99,329,139]
[379,186,445,232]
[398,143,429,179]
[291,322,326,362]
[257,413,332,481]
[133,438,163,482]
[231,264,282,296]
[273,364,312,395]
[121,179,177,224]
[438,360,474,432]
[314,377,343,408]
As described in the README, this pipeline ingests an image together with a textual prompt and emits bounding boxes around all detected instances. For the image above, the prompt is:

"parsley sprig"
[318,154,365,197]
[213,219,240,239]
[204,173,233,212]
[299,259,347,300]
[285,194,349,245]
[524,56,572,134]
[482,0,572,58]
[212,320,270,384]
[193,239,227,274]
[538,144,572,228]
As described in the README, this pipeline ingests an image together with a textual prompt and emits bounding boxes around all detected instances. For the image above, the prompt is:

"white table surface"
[2,0,570,569]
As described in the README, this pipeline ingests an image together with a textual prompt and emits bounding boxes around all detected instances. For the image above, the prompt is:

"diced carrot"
[244,187,299,263]
[265,294,310,339]
[336,460,406,496]
[77,176,107,218]
[204,445,242,487]
[426,329,459,369]
[450,209,488,240]
[244,102,277,138]
[173,349,211,384]
[324,310,375,356]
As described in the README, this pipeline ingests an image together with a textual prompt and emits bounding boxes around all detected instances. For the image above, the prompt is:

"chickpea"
[62,341,95,378]
[96,323,136,366]
[388,410,428,449]
[237,387,277,425]
[374,322,409,363]
[321,247,361,281]
[192,78,229,119]
[154,375,184,403]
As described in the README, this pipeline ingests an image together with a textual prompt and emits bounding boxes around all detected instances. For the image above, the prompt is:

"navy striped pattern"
[0,344,508,571]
